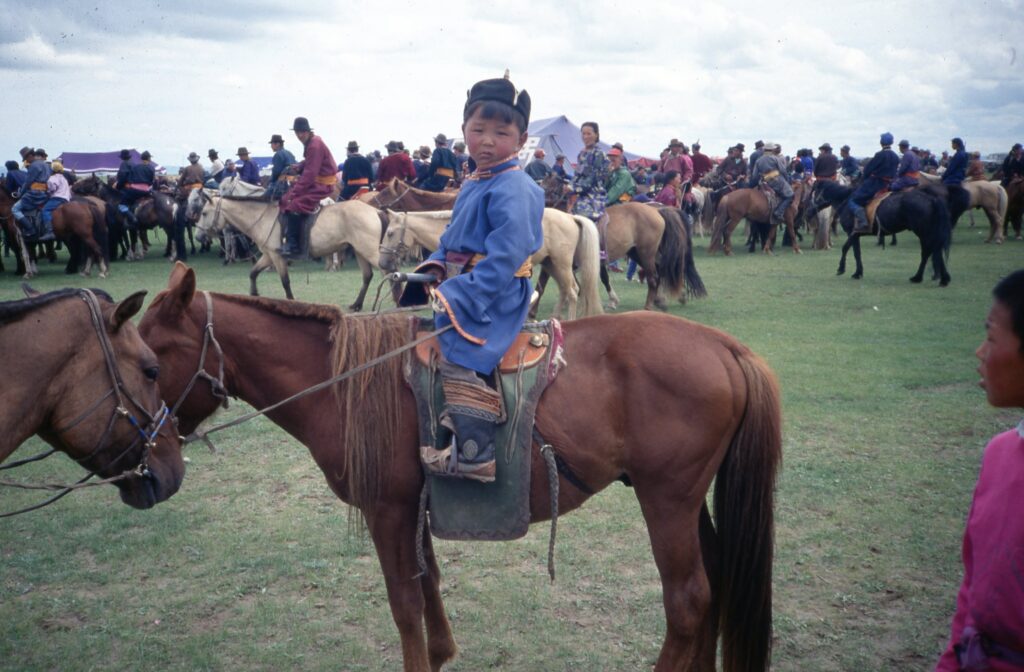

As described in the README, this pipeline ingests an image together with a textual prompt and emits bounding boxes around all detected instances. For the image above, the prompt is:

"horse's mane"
[214,292,344,325]
[329,312,409,510]
[817,180,852,201]
[0,287,114,327]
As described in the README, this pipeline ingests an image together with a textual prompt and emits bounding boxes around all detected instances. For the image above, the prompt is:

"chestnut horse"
[0,185,110,279]
[360,177,458,211]
[140,262,780,672]
[919,172,1009,243]
[1,288,185,512]
[708,182,807,255]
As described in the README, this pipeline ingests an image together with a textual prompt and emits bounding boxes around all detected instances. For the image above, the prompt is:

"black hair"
[993,269,1024,352]
[5,160,18,171]
[663,170,680,183]
[581,121,600,141]
[464,100,528,133]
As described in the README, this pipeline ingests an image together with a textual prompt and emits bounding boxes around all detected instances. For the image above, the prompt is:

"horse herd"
[5,168,1022,669]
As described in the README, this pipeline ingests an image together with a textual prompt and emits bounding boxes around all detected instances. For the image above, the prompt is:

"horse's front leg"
[366,505,443,672]
[837,236,852,276]
[786,217,801,254]
[911,239,928,284]
[419,529,458,671]
[247,252,275,297]
[528,267,550,320]
[347,255,374,312]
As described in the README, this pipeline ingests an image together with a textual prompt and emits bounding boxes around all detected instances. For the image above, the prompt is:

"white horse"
[377,208,603,320]
[188,189,388,310]
[919,173,1009,243]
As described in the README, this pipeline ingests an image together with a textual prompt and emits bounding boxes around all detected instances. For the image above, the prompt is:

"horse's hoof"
[852,273,863,280]
[793,248,802,255]
[909,276,923,283]
[940,279,950,287]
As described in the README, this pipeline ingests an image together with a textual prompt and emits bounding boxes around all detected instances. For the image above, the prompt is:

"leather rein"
[0,289,173,517]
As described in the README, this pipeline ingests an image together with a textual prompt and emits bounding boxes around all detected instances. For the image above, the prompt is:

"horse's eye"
[143,366,160,381]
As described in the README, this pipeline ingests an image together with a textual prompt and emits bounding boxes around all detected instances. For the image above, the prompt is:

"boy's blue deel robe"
[420,159,544,375]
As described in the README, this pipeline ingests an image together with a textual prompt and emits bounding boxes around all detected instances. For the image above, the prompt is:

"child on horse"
[935,268,1024,671]
[400,74,544,483]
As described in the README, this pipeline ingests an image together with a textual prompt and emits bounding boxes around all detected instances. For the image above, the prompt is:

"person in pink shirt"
[936,268,1024,671]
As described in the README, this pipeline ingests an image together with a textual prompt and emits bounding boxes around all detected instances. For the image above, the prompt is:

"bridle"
[371,180,412,211]
[0,289,173,517]
[168,290,230,429]
[378,211,411,264]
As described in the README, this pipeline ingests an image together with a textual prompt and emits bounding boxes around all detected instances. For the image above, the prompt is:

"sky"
[2,0,1022,169]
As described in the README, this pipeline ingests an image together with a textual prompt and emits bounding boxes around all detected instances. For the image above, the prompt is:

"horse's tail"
[920,183,953,256]
[572,214,603,317]
[87,202,110,263]
[714,346,781,672]
[678,209,707,300]
[997,184,1009,223]
[655,207,686,298]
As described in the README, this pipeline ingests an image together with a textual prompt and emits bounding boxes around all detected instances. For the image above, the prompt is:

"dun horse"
[188,189,389,310]
[807,180,953,285]
[140,263,780,672]
[1,288,185,511]
[541,176,705,311]
[919,172,1009,243]
[377,208,603,320]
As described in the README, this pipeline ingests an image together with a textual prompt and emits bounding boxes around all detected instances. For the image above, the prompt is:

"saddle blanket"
[866,191,893,231]
[405,317,565,541]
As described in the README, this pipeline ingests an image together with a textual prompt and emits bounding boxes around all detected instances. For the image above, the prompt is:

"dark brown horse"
[140,262,780,672]
[1,288,185,511]
[0,185,109,278]
[74,176,174,260]
[359,177,458,211]
[1006,176,1024,240]
[708,182,807,255]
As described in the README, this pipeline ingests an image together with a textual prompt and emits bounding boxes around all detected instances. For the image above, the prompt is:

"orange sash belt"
[346,177,369,186]
[618,193,633,202]
[905,171,920,179]
[467,253,532,278]
[435,167,455,178]
[315,174,338,186]
[30,182,47,191]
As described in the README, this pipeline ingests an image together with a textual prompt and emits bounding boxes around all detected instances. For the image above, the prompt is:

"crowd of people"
[4,122,1024,264]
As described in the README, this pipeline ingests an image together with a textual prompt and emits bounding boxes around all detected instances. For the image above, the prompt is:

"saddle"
[17,208,53,242]
[405,317,566,541]
[759,182,779,214]
[865,191,892,230]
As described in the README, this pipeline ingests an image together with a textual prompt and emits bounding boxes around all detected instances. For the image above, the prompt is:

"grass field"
[1,222,1022,671]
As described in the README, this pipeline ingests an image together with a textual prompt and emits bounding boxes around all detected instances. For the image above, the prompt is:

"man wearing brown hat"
[375,139,417,190]
[813,143,839,180]
[278,116,337,258]
[11,147,52,237]
[268,134,296,200]
[339,140,373,200]
[207,149,224,183]
[420,133,458,192]
[236,147,260,186]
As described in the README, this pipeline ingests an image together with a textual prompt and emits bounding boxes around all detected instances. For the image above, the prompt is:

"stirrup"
[420,445,496,483]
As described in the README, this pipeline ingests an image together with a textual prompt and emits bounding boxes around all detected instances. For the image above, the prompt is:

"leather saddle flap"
[414,329,550,373]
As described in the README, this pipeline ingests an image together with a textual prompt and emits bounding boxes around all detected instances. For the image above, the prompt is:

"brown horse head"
[0,288,186,509]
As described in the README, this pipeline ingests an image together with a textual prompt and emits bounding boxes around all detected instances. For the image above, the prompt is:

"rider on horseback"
[751,142,794,230]
[401,74,544,483]
[11,148,51,239]
[278,117,337,258]
[849,133,899,233]
[117,150,156,229]
[889,139,922,192]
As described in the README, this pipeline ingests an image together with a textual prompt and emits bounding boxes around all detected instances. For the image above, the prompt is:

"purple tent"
[57,150,164,175]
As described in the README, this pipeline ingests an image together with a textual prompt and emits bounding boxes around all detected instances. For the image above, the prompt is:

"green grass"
[1,223,1021,671]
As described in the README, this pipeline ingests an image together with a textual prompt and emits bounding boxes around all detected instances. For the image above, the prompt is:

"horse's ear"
[110,290,147,332]
[21,283,41,298]
[163,262,196,318]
